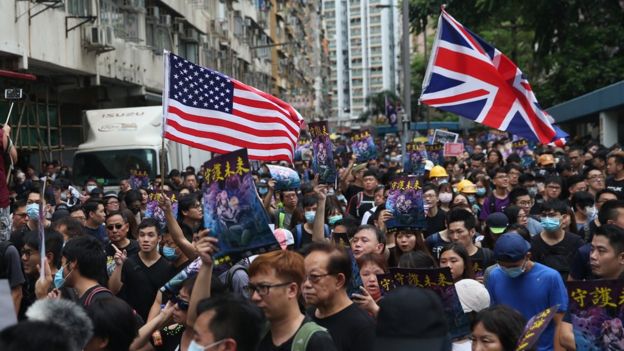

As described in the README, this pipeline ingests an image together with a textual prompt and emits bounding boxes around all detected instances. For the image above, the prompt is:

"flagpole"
[161,50,170,193]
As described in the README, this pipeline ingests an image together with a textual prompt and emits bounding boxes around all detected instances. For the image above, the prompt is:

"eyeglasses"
[243,282,292,296]
[106,223,124,231]
[304,273,332,284]
[21,249,33,258]
[517,201,533,207]
[171,295,189,311]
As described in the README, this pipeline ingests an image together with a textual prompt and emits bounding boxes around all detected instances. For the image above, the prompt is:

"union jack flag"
[420,8,568,145]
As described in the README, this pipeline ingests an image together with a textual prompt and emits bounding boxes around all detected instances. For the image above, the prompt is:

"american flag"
[163,52,303,162]
[419,8,568,145]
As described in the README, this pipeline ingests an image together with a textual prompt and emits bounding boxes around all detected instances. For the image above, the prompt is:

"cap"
[103,191,118,199]
[486,212,509,234]
[89,187,103,196]
[455,279,491,313]
[273,228,294,250]
[538,154,555,166]
[374,287,448,351]
[352,163,367,173]
[456,179,477,194]
[494,232,531,262]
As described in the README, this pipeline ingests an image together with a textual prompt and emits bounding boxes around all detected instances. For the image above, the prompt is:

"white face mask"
[439,192,452,204]
[188,339,225,351]
[86,185,97,193]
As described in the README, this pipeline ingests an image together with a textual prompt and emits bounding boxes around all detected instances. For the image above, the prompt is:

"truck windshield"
[73,149,157,186]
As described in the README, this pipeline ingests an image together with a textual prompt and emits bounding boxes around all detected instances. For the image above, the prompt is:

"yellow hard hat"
[429,165,448,178]
[457,179,477,194]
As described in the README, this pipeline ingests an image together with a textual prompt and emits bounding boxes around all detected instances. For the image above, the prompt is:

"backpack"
[225,262,248,293]
[294,224,330,250]
[353,192,375,218]
[83,286,113,307]
[0,240,12,279]
[291,321,327,351]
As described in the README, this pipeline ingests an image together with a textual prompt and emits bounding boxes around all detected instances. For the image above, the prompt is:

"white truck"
[72,106,211,188]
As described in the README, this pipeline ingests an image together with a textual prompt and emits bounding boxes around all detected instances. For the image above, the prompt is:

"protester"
[346,170,379,222]
[438,243,474,282]
[350,224,385,261]
[471,305,527,351]
[353,253,387,317]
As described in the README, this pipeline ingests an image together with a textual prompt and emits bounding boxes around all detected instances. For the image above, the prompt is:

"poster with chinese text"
[515,305,560,351]
[404,143,427,176]
[144,191,179,231]
[129,169,149,189]
[350,130,377,163]
[385,176,426,230]
[310,121,337,184]
[425,143,444,165]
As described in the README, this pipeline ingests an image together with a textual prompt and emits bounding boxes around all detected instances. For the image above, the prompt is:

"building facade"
[0,0,327,167]
[322,0,400,128]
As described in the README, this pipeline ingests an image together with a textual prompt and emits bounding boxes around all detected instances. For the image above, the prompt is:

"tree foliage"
[409,0,624,108]
[358,90,401,122]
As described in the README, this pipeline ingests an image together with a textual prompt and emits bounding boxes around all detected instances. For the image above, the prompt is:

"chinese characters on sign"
[515,305,560,351]
[385,176,426,230]
[309,121,337,184]
[350,130,377,163]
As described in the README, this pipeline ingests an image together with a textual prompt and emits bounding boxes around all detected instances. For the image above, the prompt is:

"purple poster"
[129,169,149,189]
[350,130,377,163]
[202,149,280,268]
[425,143,444,165]
[515,305,560,351]
[309,121,337,184]
[144,191,179,231]
[385,176,426,230]
[566,280,624,351]
[404,143,427,176]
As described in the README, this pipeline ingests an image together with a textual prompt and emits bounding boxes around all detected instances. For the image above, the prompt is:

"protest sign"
[404,143,427,176]
[309,121,337,184]
[425,143,444,165]
[129,169,149,189]
[443,142,464,157]
[295,136,312,162]
[377,267,470,339]
[144,190,179,230]
[202,149,280,268]
[432,129,459,144]
[515,305,560,351]
[350,130,377,163]
[566,280,624,351]
[264,164,301,191]
[385,176,426,230]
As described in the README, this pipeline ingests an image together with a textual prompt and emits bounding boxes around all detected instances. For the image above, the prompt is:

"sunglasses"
[106,223,124,231]
[171,295,189,310]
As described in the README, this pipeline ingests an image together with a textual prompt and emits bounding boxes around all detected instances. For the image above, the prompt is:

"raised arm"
[312,185,328,243]
[186,234,218,328]
[108,244,127,295]
[159,193,197,261]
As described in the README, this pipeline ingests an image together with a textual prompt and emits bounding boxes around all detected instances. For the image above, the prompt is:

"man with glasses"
[509,188,543,236]
[247,250,337,351]
[584,167,606,197]
[103,211,139,276]
[303,242,375,351]
[530,200,584,280]
[103,191,120,214]
[480,167,511,221]
[505,164,523,190]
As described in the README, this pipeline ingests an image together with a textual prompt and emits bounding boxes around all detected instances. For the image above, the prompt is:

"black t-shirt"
[425,208,447,237]
[151,324,185,351]
[347,193,375,221]
[530,231,584,280]
[105,239,140,257]
[121,255,177,320]
[257,317,337,351]
[344,185,364,205]
[309,303,376,351]
[606,176,624,199]
[78,285,114,307]
[470,247,496,275]
[425,232,451,260]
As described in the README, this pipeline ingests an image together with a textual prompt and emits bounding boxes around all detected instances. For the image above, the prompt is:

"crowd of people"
[0,127,623,351]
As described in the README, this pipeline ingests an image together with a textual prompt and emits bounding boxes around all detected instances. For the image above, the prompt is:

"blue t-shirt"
[486,262,569,351]
[83,224,109,245]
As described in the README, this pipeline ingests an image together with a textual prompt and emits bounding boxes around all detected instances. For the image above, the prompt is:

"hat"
[456,179,476,194]
[429,165,448,178]
[374,287,448,351]
[89,187,103,196]
[103,191,118,199]
[494,232,531,262]
[455,279,491,313]
[352,163,367,173]
[538,154,555,166]
[273,228,294,250]
[486,212,509,234]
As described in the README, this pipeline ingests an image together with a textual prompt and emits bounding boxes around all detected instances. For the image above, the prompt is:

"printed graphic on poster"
[377,267,470,339]
[350,130,377,163]
[309,121,337,184]
[203,149,280,267]
[404,143,427,176]
[512,137,534,167]
[385,176,426,230]
[145,191,179,231]
[515,305,560,351]
[432,129,459,144]
[129,169,149,190]
[425,143,444,165]
[295,136,312,162]
[264,164,301,191]
[566,280,624,351]
[443,143,464,157]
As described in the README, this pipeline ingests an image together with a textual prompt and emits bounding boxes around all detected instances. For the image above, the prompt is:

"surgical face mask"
[26,203,40,220]
[437,178,449,185]
[540,216,561,232]
[60,192,68,201]
[439,192,452,204]
[162,246,179,261]
[337,195,346,202]
[304,211,316,224]
[585,206,597,220]
[501,259,527,278]
[328,214,343,225]
[258,187,268,196]
[527,187,538,197]
[467,195,477,205]
[188,339,225,351]
[86,185,97,193]
[54,267,65,288]
[476,187,487,197]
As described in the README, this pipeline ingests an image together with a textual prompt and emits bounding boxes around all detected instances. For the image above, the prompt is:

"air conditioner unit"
[146,6,159,18]
[244,17,253,27]
[160,15,172,27]
[199,34,208,45]
[89,26,113,47]
[176,22,185,34]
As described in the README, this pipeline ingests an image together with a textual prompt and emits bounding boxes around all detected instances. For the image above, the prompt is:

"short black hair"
[594,224,624,256]
[86,297,139,351]
[505,163,522,174]
[544,175,563,187]
[0,320,72,351]
[541,199,568,215]
[138,218,161,236]
[488,167,507,180]
[196,295,265,351]
[363,169,379,180]
[23,230,64,269]
[598,200,624,226]
[570,191,594,210]
[355,224,387,246]
[51,217,84,240]
[608,152,624,166]
[82,200,103,218]
[518,173,535,184]
[439,243,474,280]
[422,183,438,195]
[303,241,352,284]
[302,194,319,208]
[178,193,200,218]
[62,235,106,283]
[566,175,586,191]
[472,306,526,351]
[105,210,128,223]
[397,251,437,269]
[595,189,619,202]
[446,208,477,231]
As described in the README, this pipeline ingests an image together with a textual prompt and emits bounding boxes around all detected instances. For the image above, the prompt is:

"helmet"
[457,179,477,194]
[429,165,448,178]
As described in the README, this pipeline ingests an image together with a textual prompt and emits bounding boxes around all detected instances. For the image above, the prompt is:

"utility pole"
[401,0,411,162]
